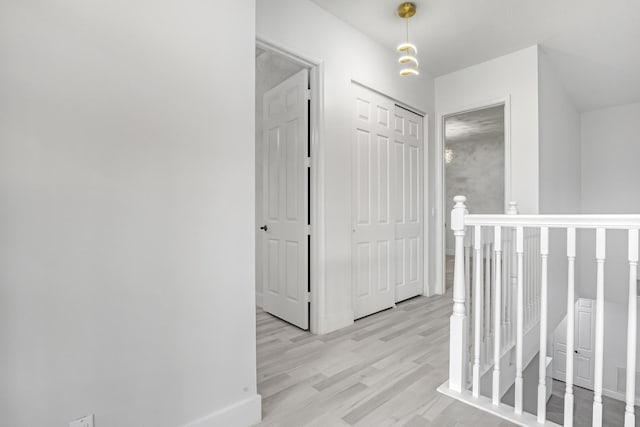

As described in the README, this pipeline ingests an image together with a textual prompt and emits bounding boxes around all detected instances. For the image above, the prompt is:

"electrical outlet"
[69,414,94,427]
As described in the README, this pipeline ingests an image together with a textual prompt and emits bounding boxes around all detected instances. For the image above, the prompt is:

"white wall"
[574,102,640,401]
[257,0,435,333]
[537,48,582,344]
[436,46,540,214]
[602,301,640,402]
[0,2,260,427]
[578,102,640,304]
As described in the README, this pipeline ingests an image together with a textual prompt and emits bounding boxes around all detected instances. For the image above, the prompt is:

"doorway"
[255,40,323,333]
[436,101,510,293]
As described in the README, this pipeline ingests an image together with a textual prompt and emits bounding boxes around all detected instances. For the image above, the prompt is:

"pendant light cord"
[406,18,409,44]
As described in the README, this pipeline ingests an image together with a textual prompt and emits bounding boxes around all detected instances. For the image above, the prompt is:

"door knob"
[574,350,578,354]
[260,225,268,231]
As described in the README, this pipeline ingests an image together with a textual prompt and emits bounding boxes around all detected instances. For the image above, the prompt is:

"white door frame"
[434,96,512,295]
[256,37,325,334]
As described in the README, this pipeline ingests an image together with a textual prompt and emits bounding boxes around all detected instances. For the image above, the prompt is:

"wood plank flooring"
[256,289,515,427]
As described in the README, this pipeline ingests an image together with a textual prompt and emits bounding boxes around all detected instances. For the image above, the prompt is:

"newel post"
[449,195,468,392]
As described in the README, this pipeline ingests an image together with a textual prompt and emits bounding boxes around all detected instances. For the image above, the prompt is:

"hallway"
[256,291,514,426]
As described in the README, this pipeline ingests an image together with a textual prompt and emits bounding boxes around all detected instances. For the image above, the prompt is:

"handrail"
[464,214,640,229]
[443,195,640,426]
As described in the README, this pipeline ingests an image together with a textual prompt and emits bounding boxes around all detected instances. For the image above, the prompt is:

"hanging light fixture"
[397,2,419,76]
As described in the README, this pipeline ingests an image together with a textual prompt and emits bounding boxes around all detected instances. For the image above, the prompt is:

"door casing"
[435,97,512,295]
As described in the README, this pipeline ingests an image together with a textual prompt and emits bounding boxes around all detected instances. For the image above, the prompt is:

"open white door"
[352,85,396,319]
[261,69,309,330]
[574,299,595,389]
[393,106,424,302]
[553,298,595,390]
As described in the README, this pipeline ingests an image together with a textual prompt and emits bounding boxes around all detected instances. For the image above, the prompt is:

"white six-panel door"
[393,106,424,302]
[553,298,596,390]
[574,299,596,389]
[262,69,309,330]
[352,84,424,319]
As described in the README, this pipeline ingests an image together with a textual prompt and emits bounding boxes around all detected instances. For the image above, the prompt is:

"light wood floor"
[256,289,515,426]
[256,255,637,426]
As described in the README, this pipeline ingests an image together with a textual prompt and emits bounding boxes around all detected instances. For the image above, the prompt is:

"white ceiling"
[309,0,640,111]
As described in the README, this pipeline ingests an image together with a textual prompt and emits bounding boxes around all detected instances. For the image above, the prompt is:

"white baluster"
[515,226,524,415]
[625,228,638,427]
[526,230,532,327]
[465,232,472,345]
[535,231,541,321]
[507,202,518,350]
[449,196,468,393]
[537,227,549,423]
[473,225,483,398]
[564,227,576,427]
[492,226,502,406]
[485,239,491,346]
[593,228,606,427]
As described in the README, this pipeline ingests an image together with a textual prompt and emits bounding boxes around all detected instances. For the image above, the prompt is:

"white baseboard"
[256,291,263,308]
[318,309,354,335]
[182,394,261,427]
[602,387,640,406]
[438,380,561,427]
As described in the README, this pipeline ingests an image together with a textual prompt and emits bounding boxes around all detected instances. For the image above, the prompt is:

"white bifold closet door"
[352,84,424,319]
[262,69,309,330]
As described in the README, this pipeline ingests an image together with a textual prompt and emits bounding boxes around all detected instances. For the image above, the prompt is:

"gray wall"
[445,106,505,253]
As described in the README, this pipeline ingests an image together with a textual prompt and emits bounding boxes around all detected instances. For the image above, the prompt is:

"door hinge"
[306,291,312,303]
[305,224,311,235]
[304,157,311,168]
[305,88,311,101]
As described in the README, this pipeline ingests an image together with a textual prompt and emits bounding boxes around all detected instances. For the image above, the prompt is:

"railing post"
[449,195,468,393]
[625,229,638,427]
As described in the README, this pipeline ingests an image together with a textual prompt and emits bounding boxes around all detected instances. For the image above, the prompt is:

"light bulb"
[400,68,419,76]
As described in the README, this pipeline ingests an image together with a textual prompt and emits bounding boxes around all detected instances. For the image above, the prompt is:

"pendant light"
[397,2,419,76]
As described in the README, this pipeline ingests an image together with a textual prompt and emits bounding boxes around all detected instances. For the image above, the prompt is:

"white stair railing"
[439,195,640,427]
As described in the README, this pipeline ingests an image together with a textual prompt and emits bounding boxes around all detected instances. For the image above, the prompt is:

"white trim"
[435,96,512,296]
[437,381,561,427]
[181,395,261,427]
[256,36,326,335]
[602,387,640,406]
[423,115,431,296]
